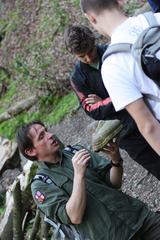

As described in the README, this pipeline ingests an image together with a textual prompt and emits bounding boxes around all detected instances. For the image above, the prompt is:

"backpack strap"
[143,11,158,26]
[132,14,160,68]
[44,215,66,239]
[144,93,160,102]
[102,43,132,62]
[102,12,159,63]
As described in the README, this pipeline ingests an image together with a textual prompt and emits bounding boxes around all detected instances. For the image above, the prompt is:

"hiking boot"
[91,120,123,152]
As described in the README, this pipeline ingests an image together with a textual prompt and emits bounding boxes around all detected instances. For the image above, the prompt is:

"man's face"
[75,47,98,64]
[28,124,60,162]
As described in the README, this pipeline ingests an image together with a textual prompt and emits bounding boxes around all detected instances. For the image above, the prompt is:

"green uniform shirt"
[31,146,150,240]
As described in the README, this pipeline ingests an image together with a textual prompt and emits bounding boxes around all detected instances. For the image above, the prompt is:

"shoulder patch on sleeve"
[35,191,46,204]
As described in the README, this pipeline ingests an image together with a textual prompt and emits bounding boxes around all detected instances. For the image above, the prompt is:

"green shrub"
[44,92,78,124]
[0,92,78,139]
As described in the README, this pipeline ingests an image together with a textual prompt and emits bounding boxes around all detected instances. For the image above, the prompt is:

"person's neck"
[100,9,128,37]
[39,151,61,164]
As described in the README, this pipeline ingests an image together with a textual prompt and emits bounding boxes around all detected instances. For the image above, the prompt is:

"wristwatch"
[111,158,123,167]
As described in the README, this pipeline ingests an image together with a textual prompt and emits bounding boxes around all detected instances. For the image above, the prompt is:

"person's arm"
[126,98,160,155]
[71,80,117,120]
[102,141,123,188]
[66,149,90,224]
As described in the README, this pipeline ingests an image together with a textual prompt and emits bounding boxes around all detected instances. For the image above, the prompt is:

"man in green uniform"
[16,120,160,240]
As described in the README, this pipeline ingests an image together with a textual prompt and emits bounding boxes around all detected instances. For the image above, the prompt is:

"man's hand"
[102,140,123,188]
[102,140,121,163]
[85,94,102,105]
[72,149,90,177]
[67,149,89,224]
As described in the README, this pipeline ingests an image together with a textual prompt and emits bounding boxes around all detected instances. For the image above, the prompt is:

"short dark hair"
[16,120,45,161]
[80,0,118,14]
[64,25,95,54]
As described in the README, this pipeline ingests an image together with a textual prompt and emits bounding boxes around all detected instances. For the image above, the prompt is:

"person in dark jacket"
[147,0,160,12]
[64,24,160,180]
[16,120,160,240]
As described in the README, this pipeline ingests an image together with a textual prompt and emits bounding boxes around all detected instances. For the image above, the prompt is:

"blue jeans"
[148,0,160,12]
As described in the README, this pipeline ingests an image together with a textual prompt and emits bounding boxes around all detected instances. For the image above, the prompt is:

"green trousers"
[132,211,160,240]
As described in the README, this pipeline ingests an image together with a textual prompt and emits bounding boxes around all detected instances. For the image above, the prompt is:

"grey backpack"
[102,11,160,101]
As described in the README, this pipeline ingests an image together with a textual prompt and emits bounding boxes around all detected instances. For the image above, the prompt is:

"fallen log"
[0,95,38,123]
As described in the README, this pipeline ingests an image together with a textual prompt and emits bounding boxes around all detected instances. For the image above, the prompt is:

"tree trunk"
[29,209,41,240]
[13,179,24,240]
[0,95,38,123]
[40,214,49,240]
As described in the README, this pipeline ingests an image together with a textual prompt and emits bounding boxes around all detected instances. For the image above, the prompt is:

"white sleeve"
[101,53,143,111]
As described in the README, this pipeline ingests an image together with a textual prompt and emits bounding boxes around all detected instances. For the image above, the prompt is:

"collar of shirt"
[89,61,100,70]
[37,150,63,169]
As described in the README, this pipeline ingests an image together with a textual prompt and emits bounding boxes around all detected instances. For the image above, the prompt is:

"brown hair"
[64,25,95,54]
[16,120,45,161]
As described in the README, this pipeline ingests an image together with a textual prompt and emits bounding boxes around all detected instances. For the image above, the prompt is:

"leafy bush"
[0,92,78,139]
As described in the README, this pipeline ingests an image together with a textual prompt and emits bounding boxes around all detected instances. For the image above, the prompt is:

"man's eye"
[39,132,44,140]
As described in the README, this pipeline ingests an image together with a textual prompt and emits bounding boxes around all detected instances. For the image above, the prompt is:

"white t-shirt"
[101,13,160,120]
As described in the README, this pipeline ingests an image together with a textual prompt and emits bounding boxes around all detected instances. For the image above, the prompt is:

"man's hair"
[80,0,118,14]
[64,25,95,54]
[16,120,45,161]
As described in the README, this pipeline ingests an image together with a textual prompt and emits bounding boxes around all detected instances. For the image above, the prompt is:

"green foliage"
[70,0,80,8]
[0,68,9,82]
[0,92,78,139]
[44,92,78,124]
[3,81,17,103]
[124,1,142,15]
[6,0,71,94]
[0,1,21,34]
[39,95,59,112]
[45,0,70,32]
[0,193,5,216]
[0,107,5,114]
[0,0,80,140]
[0,207,5,216]
[0,111,41,139]
[0,80,17,110]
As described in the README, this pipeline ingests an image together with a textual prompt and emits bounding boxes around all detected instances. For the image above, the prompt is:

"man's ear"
[25,147,36,157]
[117,0,124,7]
[84,13,97,24]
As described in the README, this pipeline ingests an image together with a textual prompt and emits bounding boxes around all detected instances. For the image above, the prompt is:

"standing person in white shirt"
[80,0,160,156]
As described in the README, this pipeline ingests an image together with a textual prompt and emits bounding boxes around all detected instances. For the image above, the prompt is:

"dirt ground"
[52,108,160,212]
